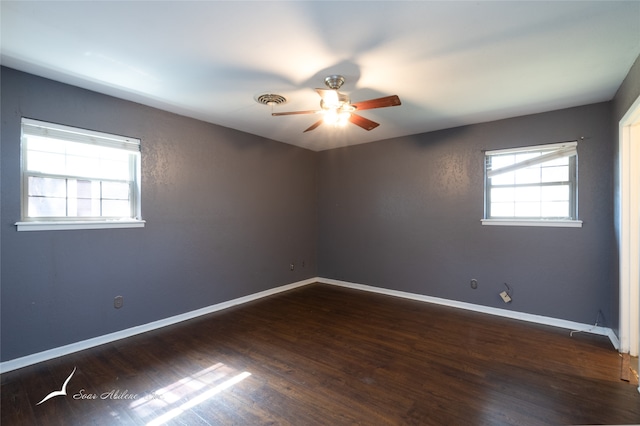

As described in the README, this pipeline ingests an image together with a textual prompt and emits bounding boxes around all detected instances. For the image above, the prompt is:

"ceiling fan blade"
[272,110,320,116]
[349,113,380,131]
[351,95,401,111]
[303,119,323,133]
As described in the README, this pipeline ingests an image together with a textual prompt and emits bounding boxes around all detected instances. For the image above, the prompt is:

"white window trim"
[483,141,579,227]
[21,118,141,151]
[17,118,144,231]
[481,218,582,228]
[16,220,146,232]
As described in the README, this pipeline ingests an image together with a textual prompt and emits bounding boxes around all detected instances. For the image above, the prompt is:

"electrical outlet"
[470,279,478,289]
[499,291,511,303]
[290,263,294,271]
[114,295,124,309]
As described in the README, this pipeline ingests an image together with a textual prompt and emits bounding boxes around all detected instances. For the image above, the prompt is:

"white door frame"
[618,94,640,365]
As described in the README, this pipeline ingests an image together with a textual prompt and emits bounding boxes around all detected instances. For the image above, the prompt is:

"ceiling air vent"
[256,93,287,106]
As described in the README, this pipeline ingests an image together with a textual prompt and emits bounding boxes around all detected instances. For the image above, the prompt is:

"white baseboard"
[317,278,619,348]
[1,276,620,373]
[0,278,316,374]
[606,328,621,351]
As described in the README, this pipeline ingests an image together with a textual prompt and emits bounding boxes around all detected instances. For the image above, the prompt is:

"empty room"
[1,1,640,425]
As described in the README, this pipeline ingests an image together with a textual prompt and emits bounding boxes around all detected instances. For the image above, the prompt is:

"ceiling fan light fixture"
[320,98,339,110]
[338,111,351,126]
[271,74,400,132]
[323,109,351,127]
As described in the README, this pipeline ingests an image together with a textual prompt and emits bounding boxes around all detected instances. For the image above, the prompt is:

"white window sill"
[16,220,146,232]
[481,219,582,228]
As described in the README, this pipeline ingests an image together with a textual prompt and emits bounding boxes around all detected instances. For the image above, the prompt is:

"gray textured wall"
[0,67,318,361]
[613,55,640,122]
[1,62,628,363]
[318,103,615,326]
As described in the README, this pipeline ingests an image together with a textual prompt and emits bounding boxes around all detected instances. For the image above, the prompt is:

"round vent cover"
[256,93,287,106]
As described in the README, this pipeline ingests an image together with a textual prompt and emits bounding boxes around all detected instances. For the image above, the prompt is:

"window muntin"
[20,118,142,223]
[484,142,577,221]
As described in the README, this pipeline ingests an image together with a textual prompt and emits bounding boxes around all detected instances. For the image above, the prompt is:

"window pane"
[490,171,514,186]
[28,176,66,197]
[515,167,540,184]
[542,156,569,167]
[100,159,130,180]
[541,165,568,183]
[491,187,515,202]
[22,119,141,222]
[26,151,67,175]
[541,185,569,202]
[491,154,515,169]
[65,140,99,158]
[25,135,66,154]
[73,179,97,199]
[515,202,541,217]
[102,181,130,200]
[102,200,130,217]
[73,198,99,217]
[26,139,131,177]
[515,186,540,202]
[67,154,100,179]
[491,202,514,217]
[26,178,134,218]
[485,143,577,221]
[542,201,569,217]
[68,180,102,217]
[515,152,540,163]
[28,196,66,217]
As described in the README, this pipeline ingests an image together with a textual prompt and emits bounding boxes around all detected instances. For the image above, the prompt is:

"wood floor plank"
[2,283,639,425]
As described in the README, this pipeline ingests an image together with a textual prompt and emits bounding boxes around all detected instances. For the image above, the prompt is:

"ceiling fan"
[272,75,401,133]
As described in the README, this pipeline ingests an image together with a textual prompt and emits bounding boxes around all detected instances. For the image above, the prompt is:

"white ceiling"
[2,1,639,151]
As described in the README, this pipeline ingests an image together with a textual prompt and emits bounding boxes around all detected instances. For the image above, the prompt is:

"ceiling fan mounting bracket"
[324,75,345,90]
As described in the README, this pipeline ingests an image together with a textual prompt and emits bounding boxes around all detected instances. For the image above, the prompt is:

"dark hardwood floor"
[2,283,639,425]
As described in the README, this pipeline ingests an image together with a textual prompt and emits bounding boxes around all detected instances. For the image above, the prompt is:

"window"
[482,141,582,227]
[17,118,144,231]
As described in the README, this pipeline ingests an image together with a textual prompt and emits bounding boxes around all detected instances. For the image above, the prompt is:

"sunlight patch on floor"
[128,362,251,425]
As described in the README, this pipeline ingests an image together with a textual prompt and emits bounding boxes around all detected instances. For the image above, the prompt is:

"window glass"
[21,118,141,223]
[484,142,577,221]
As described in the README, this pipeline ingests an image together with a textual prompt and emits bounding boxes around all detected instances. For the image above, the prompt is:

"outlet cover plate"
[114,296,124,309]
[499,291,512,303]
